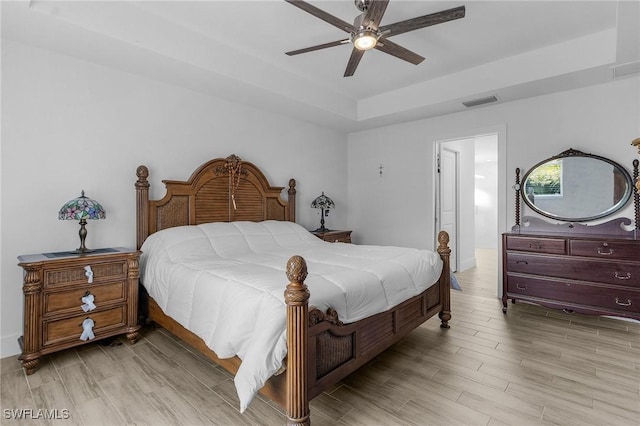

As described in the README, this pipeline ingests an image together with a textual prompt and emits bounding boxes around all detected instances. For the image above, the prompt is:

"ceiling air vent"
[462,95,498,108]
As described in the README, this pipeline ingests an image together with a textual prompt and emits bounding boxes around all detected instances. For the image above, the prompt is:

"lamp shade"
[310,192,335,210]
[59,190,106,221]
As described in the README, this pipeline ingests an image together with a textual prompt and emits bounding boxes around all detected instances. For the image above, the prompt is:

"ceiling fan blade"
[344,48,365,77]
[375,38,424,65]
[363,0,389,29]
[379,5,465,37]
[285,0,355,33]
[286,39,350,56]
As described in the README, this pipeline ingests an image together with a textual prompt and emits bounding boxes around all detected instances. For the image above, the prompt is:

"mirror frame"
[520,148,633,222]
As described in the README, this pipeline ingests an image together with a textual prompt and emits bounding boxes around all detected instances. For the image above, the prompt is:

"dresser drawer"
[44,281,126,316]
[506,273,640,314]
[569,239,640,261]
[44,259,127,289]
[506,252,640,288]
[505,235,566,254]
[43,306,127,347]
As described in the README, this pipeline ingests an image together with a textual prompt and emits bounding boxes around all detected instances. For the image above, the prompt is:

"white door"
[439,146,459,272]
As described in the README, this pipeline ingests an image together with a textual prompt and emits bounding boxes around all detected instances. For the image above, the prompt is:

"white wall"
[0,39,349,357]
[475,135,499,249]
[348,76,640,255]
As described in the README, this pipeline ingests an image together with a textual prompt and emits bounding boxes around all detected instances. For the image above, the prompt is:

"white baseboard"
[1,334,22,358]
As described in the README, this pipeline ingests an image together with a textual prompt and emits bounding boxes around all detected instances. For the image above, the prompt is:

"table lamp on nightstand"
[58,190,106,253]
[311,192,335,232]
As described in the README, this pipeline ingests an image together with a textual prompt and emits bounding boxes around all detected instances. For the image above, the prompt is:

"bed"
[135,154,451,425]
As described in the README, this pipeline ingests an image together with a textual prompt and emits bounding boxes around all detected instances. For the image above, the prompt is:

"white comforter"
[139,220,442,411]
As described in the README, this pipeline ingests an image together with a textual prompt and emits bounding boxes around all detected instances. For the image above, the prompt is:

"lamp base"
[313,226,331,233]
[74,219,94,254]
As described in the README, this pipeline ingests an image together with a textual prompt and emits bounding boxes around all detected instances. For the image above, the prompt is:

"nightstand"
[311,230,352,243]
[17,247,141,374]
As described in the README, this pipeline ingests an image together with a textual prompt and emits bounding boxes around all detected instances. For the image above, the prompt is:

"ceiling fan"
[284,0,465,77]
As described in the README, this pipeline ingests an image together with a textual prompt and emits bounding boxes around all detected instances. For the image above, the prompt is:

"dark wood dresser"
[502,218,639,320]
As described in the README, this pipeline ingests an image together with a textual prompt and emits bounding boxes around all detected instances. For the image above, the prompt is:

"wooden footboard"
[283,230,451,425]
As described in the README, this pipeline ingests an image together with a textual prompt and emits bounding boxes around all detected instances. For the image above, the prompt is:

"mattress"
[139,220,443,411]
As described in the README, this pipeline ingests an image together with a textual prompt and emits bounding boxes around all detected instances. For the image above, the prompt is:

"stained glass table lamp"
[58,190,106,253]
[311,192,335,232]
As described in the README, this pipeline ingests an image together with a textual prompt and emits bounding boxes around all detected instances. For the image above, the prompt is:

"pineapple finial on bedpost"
[288,179,297,222]
[284,255,310,426]
[135,165,150,250]
[437,231,452,329]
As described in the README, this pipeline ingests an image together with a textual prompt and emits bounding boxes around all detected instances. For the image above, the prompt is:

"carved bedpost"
[633,159,639,231]
[19,265,43,374]
[288,179,297,222]
[284,256,310,426]
[437,231,451,329]
[136,165,150,250]
[514,168,521,228]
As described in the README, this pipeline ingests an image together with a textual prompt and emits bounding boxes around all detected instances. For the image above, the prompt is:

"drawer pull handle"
[614,272,631,280]
[597,247,613,256]
[615,298,632,307]
[516,283,528,290]
[516,261,529,265]
[81,293,96,312]
[562,309,575,314]
[80,318,95,341]
[84,265,93,284]
[528,244,542,250]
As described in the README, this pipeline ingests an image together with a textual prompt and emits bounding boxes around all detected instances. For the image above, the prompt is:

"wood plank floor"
[2,248,639,425]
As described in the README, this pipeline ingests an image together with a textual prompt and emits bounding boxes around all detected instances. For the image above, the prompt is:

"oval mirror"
[521,148,633,222]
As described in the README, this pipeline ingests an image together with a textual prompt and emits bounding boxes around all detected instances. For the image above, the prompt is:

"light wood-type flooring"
[2,248,639,425]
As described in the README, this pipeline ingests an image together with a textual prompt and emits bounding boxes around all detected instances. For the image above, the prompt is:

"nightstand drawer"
[44,260,127,289]
[312,230,352,243]
[44,281,126,316]
[44,306,127,347]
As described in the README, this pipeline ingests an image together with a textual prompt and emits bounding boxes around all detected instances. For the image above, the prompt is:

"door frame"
[437,145,460,272]
[431,125,507,297]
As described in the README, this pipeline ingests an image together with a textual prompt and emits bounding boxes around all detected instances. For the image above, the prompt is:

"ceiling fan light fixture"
[352,29,378,50]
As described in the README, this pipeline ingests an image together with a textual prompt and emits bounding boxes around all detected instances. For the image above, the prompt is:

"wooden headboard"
[135,154,297,249]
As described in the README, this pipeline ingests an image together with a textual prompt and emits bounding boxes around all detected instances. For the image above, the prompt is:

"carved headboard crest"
[215,154,249,210]
[135,154,296,249]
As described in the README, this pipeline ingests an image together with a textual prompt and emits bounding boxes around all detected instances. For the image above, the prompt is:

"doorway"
[436,133,500,287]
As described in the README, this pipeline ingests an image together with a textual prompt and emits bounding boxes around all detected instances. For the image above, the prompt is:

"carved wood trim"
[135,155,297,250]
[514,167,521,227]
[518,216,635,237]
[437,230,452,328]
[633,159,639,231]
[135,166,150,250]
[285,255,310,426]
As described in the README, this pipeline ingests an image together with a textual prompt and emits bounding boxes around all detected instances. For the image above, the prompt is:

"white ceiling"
[2,1,639,131]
